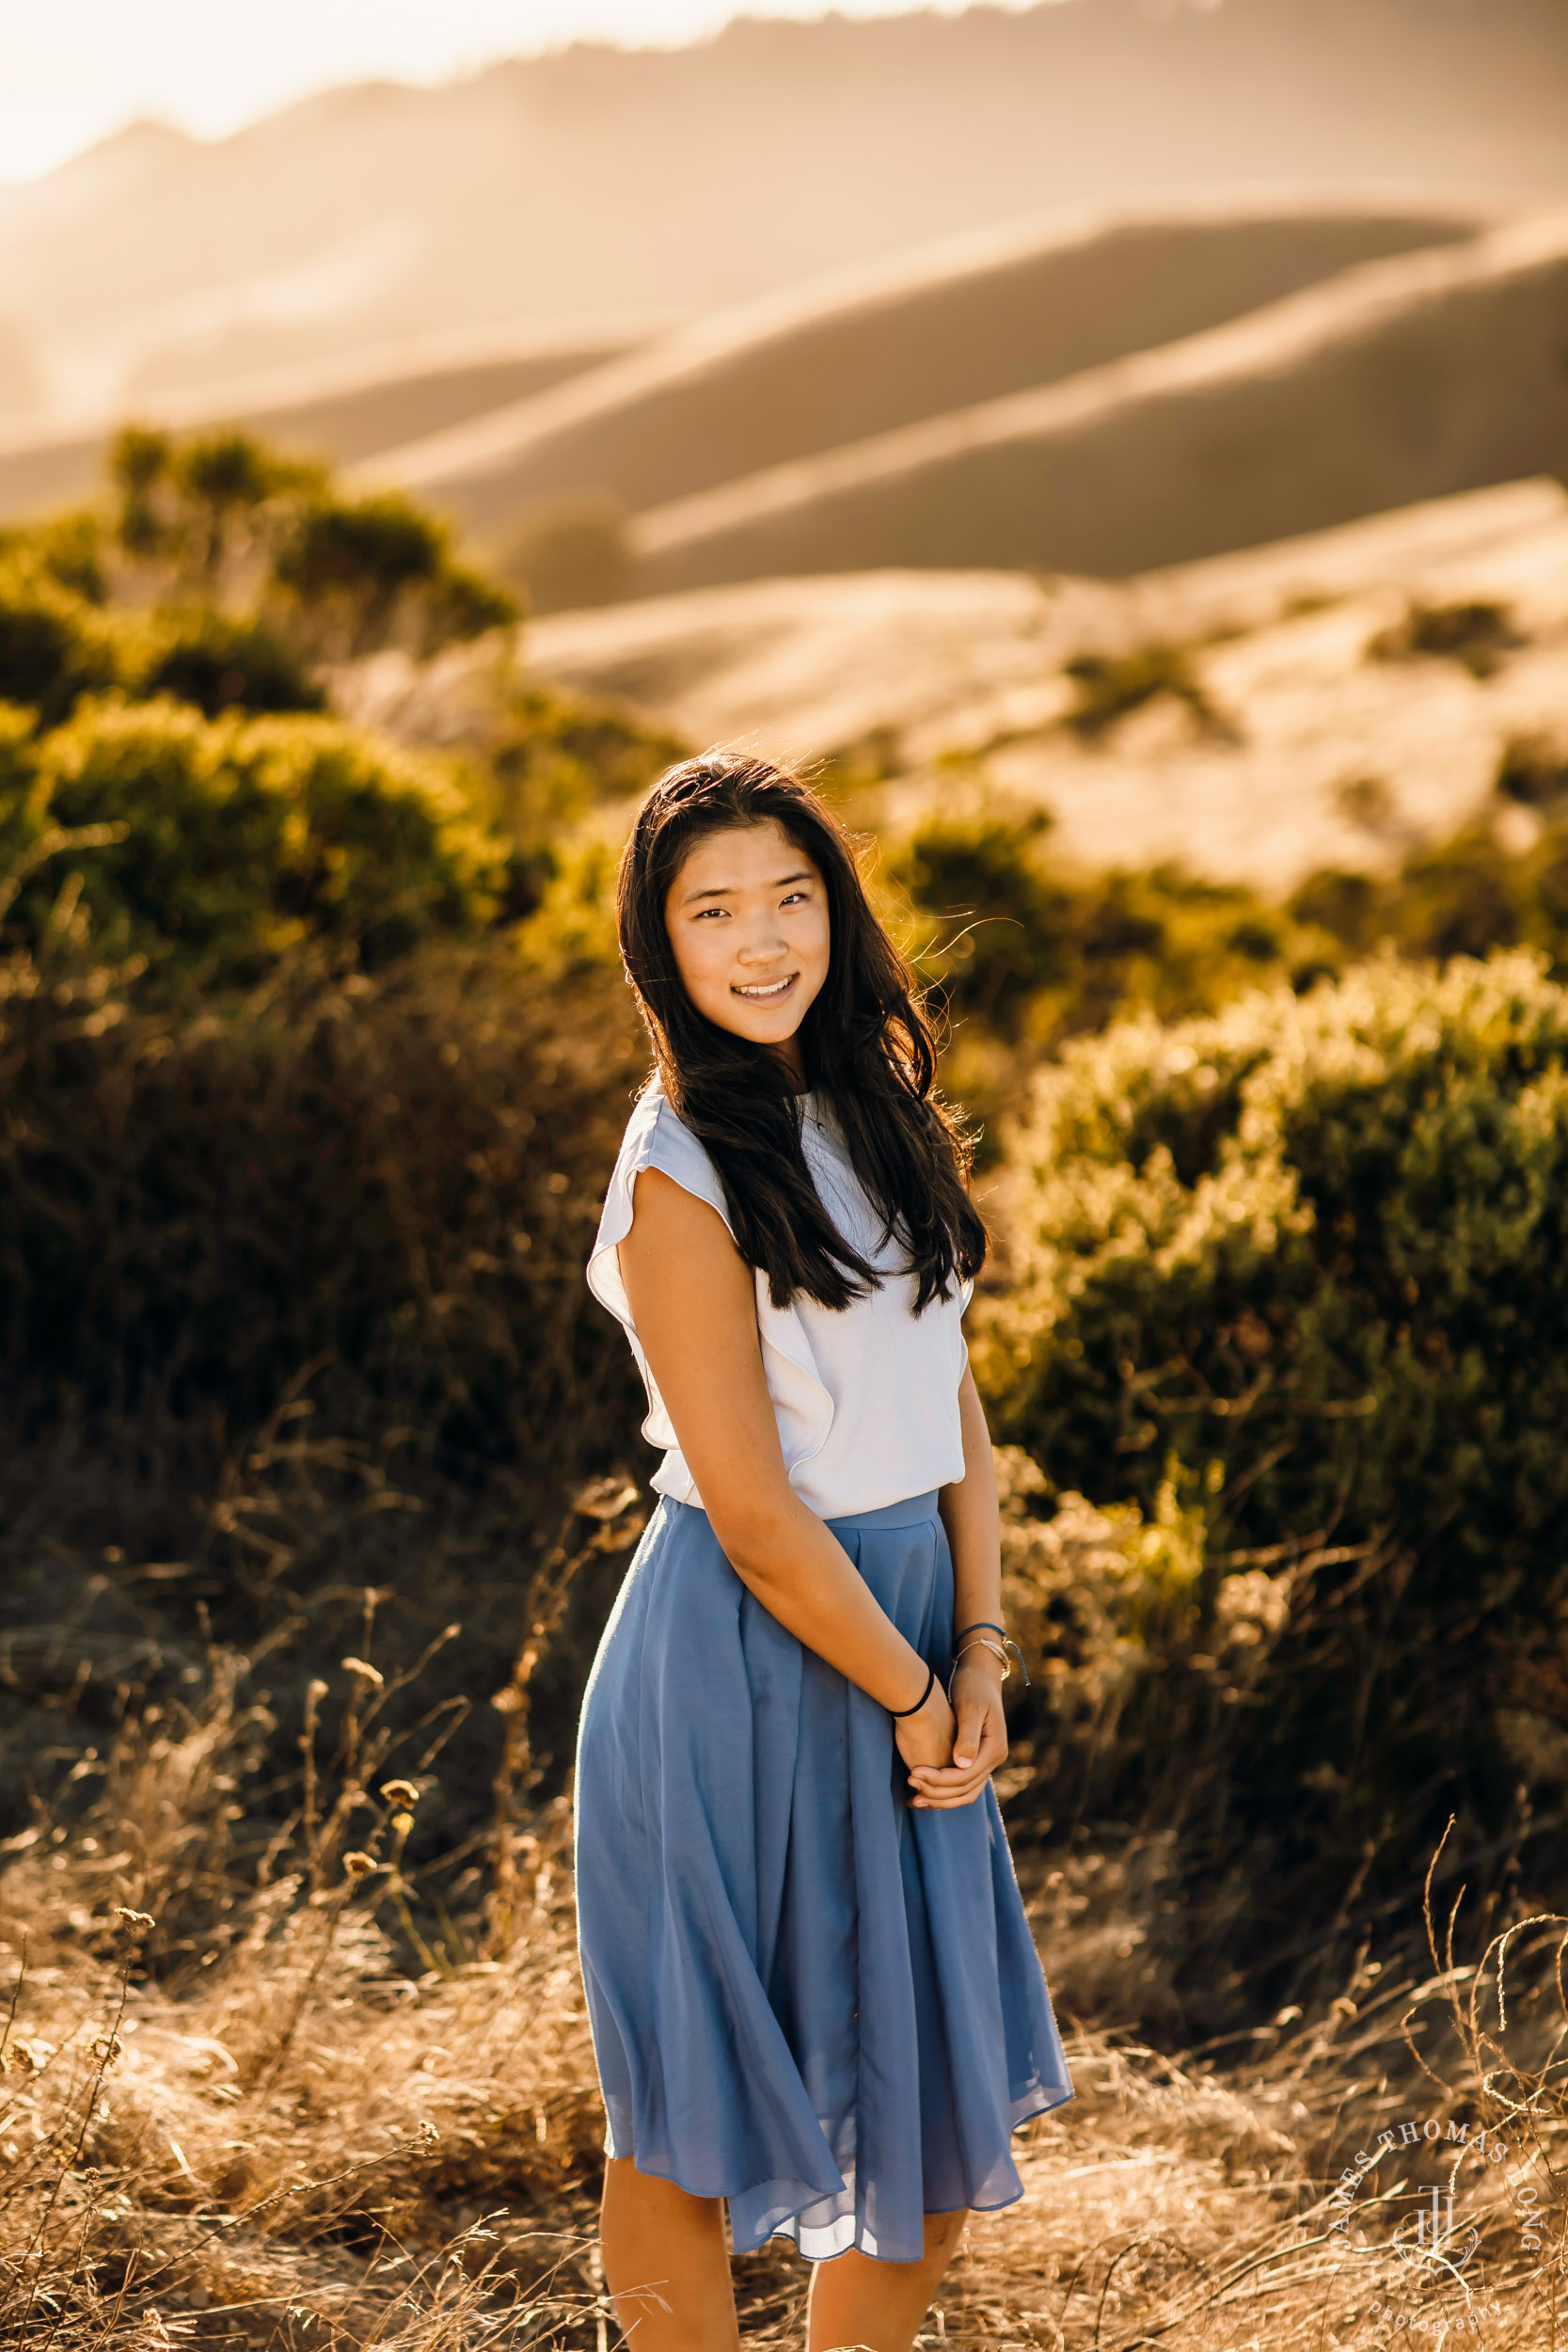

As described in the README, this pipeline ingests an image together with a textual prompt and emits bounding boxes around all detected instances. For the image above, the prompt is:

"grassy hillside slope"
[0,322,650,525]
[1,0,1563,411]
[524,475,1568,894]
[380,193,1486,535]
[624,213,1568,592]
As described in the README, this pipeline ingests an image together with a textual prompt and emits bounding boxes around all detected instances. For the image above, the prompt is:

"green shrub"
[513,822,627,977]
[139,609,325,718]
[0,433,679,986]
[24,698,504,979]
[882,810,1341,1140]
[1292,813,1568,975]
[110,423,321,587]
[0,937,643,1441]
[977,951,1568,1935]
[0,507,109,603]
[274,489,517,660]
[0,934,651,1838]
[0,558,130,725]
[488,686,687,917]
[101,427,516,664]
[888,809,1074,1037]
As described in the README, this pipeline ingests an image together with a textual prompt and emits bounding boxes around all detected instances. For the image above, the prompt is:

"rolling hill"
[620,212,1568,593]
[0,320,652,525]
[376,191,1489,542]
[1,0,1564,419]
[497,475,1568,897]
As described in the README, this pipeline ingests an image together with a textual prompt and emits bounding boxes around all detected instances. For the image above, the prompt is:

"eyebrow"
[682,868,816,904]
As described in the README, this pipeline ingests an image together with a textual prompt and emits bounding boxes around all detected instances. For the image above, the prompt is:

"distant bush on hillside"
[0,434,680,985]
[1496,729,1568,811]
[1291,756,1568,973]
[880,806,1341,1142]
[976,951,1568,1939]
[110,426,517,660]
[890,809,1334,1041]
[274,489,517,660]
[1063,640,1224,739]
[1367,596,1522,680]
[499,495,632,614]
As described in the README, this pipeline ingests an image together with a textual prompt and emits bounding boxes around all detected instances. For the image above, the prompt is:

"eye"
[693,905,729,919]
[780,889,810,906]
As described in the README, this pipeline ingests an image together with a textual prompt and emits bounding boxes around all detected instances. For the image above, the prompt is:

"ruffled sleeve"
[586,1085,836,1505]
[588,1089,735,1327]
[586,1089,738,1468]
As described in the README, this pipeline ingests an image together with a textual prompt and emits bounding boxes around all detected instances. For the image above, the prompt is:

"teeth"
[734,977,794,1000]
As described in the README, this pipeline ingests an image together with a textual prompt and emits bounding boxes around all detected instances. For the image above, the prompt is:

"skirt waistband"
[663,1489,941,1535]
[825,1490,941,1533]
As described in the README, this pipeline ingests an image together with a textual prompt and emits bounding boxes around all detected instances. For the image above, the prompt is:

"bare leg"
[806,2208,968,2352]
[599,2158,740,2351]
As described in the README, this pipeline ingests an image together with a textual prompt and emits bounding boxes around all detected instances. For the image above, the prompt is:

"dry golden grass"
[4,1640,1564,2350]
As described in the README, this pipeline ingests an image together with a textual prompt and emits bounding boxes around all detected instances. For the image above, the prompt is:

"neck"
[769,1036,808,1090]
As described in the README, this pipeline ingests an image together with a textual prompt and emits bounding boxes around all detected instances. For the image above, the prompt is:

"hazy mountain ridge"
[2,0,1564,417]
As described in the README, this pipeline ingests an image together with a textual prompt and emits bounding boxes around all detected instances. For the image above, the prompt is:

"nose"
[736,909,788,964]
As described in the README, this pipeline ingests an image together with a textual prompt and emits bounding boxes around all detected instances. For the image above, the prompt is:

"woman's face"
[664,818,830,1070]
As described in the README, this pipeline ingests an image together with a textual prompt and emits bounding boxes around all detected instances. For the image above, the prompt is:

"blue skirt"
[573,1490,1073,2263]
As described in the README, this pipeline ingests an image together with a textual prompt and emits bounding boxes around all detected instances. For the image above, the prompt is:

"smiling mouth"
[732,974,798,1004]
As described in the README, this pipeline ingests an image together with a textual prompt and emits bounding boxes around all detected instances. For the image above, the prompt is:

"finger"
[909,1770,990,1805]
[907,1769,982,1806]
[911,1748,998,1787]
[973,1720,1008,1772]
[951,1695,989,1770]
[946,1713,1007,1773]
[909,1761,997,1804]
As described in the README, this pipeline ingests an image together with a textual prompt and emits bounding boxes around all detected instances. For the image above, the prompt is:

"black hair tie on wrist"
[888,1664,935,1719]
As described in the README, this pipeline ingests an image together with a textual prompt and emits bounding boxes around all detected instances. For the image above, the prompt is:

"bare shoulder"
[620,1167,751,1298]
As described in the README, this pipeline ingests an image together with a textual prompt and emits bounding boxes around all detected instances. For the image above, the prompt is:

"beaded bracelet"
[887,1663,936,1719]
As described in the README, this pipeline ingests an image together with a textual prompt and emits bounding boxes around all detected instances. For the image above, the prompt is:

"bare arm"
[618,1167,954,1767]
[941,1366,1003,1636]
[905,1365,1010,1810]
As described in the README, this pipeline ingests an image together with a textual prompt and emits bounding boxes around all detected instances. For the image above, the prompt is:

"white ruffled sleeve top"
[587,1082,973,1518]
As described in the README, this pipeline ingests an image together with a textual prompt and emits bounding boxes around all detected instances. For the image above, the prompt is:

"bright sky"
[0,0,1007,185]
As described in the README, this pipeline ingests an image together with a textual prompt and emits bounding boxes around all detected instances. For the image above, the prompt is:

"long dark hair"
[616,752,987,1311]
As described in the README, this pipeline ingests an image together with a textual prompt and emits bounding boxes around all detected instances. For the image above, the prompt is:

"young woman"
[576,754,1071,2352]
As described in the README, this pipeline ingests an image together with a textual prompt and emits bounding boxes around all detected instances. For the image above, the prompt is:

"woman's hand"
[905,1661,1007,1810]
[893,1678,956,1776]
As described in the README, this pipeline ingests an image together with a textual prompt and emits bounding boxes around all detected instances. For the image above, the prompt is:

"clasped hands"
[895,1658,1007,1809]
